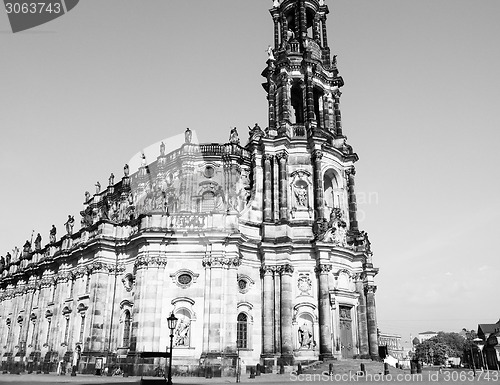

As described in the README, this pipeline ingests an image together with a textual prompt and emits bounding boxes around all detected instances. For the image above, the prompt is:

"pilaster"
[315,264,333,360]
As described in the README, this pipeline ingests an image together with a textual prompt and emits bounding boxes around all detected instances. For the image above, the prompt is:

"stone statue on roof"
[124,164,130,177]
[23,240,31,254]
[229,127,240,145]
[160,141,165,156]
[49,225,57,243]
[65,215,75,235]
[84,191,90,203]
[34,233,42,250]
[108,173,115,186]
[185,128,192,144]
[95,181,101,194]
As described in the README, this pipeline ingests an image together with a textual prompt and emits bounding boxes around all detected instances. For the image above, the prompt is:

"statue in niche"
[298,323,315,349]
[185,128,192,144]
[248,123,264,142]
[108,173,115,186]
[229,127,240,145]
[109,201,119,221]
[64,215,75,235]
[174,318,191,347]
[49,225,57,243]
[160,141,165,156]
[214,185,226,211]
[95,181,101,194]
[124,164,130,177]
[321,208,347,245]
[34,233,42,250]
[293,183,308,208]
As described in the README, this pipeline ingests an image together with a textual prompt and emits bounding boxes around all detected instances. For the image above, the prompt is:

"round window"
[178,273,192,286]
[204,166,215,178]
[238,279,247,291]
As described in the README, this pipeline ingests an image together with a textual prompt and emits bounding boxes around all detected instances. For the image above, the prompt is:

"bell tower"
[264,0,343,140]
[249,0,380,365]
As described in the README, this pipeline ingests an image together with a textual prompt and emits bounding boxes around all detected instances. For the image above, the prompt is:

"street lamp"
[167,312,178,385]
[473,338,486,370]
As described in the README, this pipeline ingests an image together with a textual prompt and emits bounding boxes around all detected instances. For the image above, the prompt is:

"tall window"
[122,310,131,347]
[201,192,215,212]
[237,313,248,349]
[79,315,85,343]
[63,316,70,344]
[69,278,75,298]
[85,274,91,293]
[51,283,57,302]
[45,319,51,345]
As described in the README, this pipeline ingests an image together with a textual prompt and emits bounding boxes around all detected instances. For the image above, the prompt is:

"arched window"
[237,313,248,349]
[323,169,339,218]
[201,191,215,212]
[122,310,131,347]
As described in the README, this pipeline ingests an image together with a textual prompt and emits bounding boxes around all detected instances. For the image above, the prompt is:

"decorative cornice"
[315,264,332,275]
[202,256,241,268]
[134,255,167,269]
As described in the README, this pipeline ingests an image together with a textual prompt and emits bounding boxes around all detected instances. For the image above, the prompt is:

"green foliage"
[414,330,476,365]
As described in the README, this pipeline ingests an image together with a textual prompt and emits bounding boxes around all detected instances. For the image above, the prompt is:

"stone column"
[261,267,275,355]
[268,80,277,131]
[355,279,369,358]
[298,0,307,41]
[281,16,288,48]
[333,91,343,136]
[365,285,379,358]
[305,73,315,124]
[321,16,328,47]
[346,168,359,231]
[134,257,158,352]
[279,264,294,364]
[263,155,273,222]
[273,14,280,48]
[88,264,109,352]
[224,262,239,354]
[313,14,320,43]
[312,150,324,220]
[316,264,333,360]
[277,152,288,221]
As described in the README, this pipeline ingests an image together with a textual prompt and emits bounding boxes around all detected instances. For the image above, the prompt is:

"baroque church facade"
[0,0,379,375]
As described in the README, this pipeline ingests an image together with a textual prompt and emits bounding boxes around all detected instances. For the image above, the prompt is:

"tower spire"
[264,0,344,142]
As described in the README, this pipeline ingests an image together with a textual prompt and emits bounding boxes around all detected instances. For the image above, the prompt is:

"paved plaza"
[0,369,499,385]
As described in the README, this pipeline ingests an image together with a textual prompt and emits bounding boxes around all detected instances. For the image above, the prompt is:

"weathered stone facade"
[0,0,379,376]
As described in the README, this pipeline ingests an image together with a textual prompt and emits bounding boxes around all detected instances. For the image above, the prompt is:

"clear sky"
[1,1,499,350]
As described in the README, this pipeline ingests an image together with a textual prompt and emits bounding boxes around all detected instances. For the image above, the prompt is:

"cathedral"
[0,0,379,376]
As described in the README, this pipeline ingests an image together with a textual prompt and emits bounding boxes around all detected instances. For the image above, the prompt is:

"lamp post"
[167,313,178,385]
[473,338,486,370]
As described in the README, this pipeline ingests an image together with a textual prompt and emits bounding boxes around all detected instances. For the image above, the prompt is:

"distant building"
[418,331,438,342]
[477,320,500,369]
[378,332,404,360]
